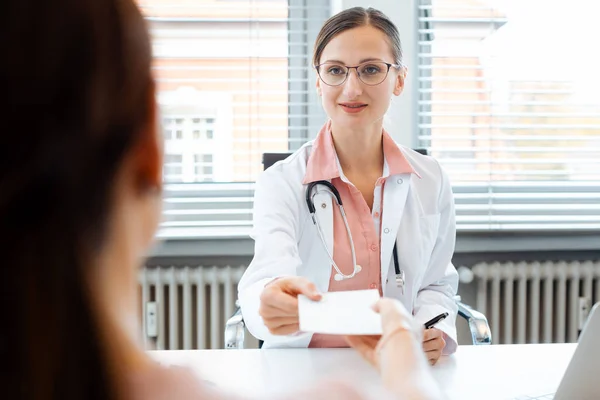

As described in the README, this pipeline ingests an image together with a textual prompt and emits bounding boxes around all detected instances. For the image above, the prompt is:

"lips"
[339,102,367,108]
[339,102,368,113]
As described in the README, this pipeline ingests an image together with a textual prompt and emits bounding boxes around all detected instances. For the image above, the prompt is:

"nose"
[342,68,363,99]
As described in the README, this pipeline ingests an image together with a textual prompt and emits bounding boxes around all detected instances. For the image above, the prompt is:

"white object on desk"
[149,344,575,400]
[512,302,600,400]
[298,289,381,335]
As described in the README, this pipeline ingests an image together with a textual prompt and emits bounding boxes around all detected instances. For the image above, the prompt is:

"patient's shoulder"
[277,380,395,400]
[127,364,234,400]
[126,362,394,400]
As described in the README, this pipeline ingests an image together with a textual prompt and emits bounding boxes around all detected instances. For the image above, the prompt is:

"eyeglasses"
[314,61,401,86]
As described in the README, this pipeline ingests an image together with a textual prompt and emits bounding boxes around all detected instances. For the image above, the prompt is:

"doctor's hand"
[259,276,322,335]
[422,328,445,365]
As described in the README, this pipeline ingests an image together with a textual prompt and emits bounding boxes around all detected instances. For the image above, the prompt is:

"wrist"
[376,327,418,357]
[264,277,282,288]
[375,322,421,356]
[379,331,431,394]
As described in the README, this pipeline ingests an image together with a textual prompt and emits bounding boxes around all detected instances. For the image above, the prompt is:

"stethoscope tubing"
[307,181,360,280]
[305,180,404,286]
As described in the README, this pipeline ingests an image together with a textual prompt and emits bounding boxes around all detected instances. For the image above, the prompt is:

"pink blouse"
[302,121,417,348]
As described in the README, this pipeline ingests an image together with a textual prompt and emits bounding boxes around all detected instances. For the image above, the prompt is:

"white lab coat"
[238,139,459,351]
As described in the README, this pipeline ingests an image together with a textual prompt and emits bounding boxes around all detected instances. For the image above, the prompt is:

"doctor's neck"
[330,120,384,175]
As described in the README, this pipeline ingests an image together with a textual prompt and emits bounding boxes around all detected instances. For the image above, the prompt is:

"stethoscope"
[306,180,406,293]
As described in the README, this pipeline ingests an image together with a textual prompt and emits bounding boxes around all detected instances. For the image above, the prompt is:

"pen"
[424,312,449,329]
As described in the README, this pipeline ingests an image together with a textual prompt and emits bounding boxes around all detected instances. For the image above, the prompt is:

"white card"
[298,289,382,335]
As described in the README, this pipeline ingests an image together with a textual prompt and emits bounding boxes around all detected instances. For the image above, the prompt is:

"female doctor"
[238,6,459,365]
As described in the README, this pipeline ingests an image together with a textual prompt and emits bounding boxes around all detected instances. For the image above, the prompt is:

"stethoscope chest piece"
[334,264,362,281]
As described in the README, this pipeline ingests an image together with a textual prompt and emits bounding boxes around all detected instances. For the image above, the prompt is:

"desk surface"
[149,344,575,400]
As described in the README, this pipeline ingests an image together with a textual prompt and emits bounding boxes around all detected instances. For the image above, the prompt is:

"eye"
[361,64,382,75]
[326,65,345,75]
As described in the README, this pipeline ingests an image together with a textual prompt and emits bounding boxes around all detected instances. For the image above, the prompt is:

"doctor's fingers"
[422,335,445,353]
[260,290,299,314]
[275,276,322,300]
[262,315,299,326]
[422,328,443,343]
[265,321,300,335]
[425,349,443,365]
[259,303,299,320]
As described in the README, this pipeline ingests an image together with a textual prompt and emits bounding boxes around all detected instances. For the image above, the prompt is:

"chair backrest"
[262,152,292,171]
[262,148,428,171]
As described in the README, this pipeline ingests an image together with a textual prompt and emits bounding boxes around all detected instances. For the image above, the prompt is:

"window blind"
[137,0,330,237]
[417,0,600,231]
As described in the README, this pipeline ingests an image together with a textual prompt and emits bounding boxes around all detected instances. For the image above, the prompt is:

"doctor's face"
[315,25,406,131]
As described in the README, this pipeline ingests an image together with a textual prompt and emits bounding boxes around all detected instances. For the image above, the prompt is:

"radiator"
[472,261,600,345]
[138,265,245,350]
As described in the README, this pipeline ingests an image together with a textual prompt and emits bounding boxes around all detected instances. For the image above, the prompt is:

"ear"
[316,72,322,96]
[393,65,407,96]
[132,88,162,195]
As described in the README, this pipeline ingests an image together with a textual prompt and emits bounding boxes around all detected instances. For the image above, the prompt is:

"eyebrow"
[321,57,385,64]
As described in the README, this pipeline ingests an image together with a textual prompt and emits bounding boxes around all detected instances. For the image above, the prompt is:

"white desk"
[150,344,575,400]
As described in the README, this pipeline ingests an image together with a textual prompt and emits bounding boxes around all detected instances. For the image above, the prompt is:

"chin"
[334,113,372,128]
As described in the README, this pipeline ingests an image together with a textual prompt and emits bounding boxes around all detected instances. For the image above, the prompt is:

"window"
[194,154,214,181]
[138,0,330,236]
[163,154,183,181]
[205,118,214,140]
[162,117,183,140]
[162,115,216,183]
[417,0,600,230]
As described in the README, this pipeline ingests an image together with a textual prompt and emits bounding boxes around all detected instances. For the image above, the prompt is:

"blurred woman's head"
[0,0,161,398]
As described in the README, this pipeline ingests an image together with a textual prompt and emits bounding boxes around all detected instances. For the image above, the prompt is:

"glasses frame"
[314,61,402,87]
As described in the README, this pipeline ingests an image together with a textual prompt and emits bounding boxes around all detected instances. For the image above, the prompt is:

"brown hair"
[0,0,153,399]
[312,7,403,67]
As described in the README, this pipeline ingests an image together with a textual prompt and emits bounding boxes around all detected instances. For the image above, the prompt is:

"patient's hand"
[422,328,445,365]
[344,335,381,367]
[345,298,419,370]
[346,299,443,400]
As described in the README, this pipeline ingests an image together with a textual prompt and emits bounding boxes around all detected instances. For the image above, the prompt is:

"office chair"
[225,151,492,349]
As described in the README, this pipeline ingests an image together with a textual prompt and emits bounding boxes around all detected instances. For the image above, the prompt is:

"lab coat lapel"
[380,174,412,292]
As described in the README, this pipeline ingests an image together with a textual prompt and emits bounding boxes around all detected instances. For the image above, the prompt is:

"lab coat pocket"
[419,213,441,267]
